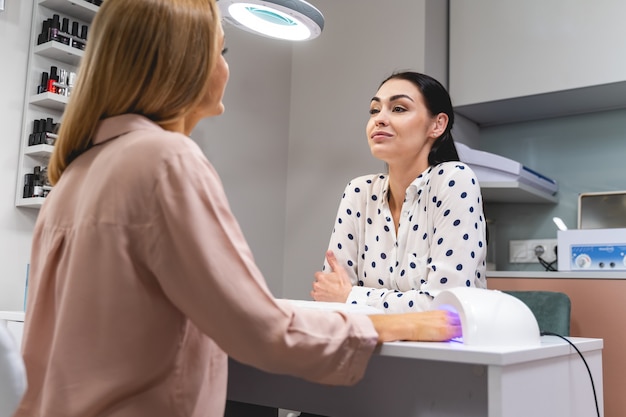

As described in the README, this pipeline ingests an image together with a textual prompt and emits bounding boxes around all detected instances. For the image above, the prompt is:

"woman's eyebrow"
[370,94,414,103]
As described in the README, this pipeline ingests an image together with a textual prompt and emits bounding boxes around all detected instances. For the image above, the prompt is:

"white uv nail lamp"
[432,287,541,347]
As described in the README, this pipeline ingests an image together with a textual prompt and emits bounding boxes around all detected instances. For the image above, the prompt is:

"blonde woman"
[15,1,461,416]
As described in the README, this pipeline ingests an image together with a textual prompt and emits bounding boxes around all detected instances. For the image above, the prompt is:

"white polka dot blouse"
[323,161,488,313]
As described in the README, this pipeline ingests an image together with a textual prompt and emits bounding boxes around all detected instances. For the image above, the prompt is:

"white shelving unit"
[15,0,98,209]
[480,181,558,204]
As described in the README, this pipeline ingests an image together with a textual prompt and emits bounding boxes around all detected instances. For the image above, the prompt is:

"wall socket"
[509,239,558,264]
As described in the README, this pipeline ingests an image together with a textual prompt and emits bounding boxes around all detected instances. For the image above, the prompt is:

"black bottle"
[37,71,49,94]
[28,120,40,146]
[38,19,51,45]
[36,119,47,145]
[60,18,71,45]
[71,21,82,49]
[49,14,61,43]
[75,25,88,50]
[23,174,35,198]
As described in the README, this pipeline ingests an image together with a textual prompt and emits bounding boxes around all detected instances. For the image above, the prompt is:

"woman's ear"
[430,113,449,139]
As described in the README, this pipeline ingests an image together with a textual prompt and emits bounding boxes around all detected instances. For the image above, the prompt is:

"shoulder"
[96,118,215,193]
[97,115,204,161]
[342,173,387,197]
[128,128,202,159]
[346,173,387,188]
[429,161,478,184]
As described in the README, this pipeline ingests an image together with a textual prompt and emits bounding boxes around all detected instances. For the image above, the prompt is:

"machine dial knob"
[575,254,592,268]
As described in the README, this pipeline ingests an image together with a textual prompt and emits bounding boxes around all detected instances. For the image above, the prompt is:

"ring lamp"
[218,0,324,41]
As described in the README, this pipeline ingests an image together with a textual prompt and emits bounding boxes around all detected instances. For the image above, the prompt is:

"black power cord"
[540,331,601,417]
[535,245,558,271]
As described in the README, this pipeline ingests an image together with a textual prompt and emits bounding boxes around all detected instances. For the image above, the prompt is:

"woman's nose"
[374,113,388,126]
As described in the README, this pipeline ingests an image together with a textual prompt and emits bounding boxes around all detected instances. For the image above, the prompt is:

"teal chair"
[503,291,571,336]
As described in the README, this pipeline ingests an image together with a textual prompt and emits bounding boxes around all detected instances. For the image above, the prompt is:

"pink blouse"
[15,114,378,417]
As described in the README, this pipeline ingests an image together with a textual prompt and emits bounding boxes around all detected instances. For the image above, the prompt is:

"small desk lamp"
[433,287,541,347]
[218,0,324,41]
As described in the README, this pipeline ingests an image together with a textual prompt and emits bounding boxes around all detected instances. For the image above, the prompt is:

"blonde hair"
[48,0,221,185]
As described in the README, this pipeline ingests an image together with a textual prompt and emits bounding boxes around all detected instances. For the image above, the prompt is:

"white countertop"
[378,336,602,366]
[487,270,626,279]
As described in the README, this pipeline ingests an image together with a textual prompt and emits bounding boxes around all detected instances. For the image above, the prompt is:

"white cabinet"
[15,0,98,209]
[449,0,626,126]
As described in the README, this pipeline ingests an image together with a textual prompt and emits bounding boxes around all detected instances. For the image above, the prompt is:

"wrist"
[368,314,407,343]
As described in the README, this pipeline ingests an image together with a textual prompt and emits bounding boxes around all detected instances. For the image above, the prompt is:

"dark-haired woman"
[312,71,488,313]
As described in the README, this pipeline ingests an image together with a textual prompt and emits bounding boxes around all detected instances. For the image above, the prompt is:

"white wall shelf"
[24,144,54,159]
[38,0,98,21]
[16,197,46,209]
[29,92,68,111]
[34,41,84,66]
[480,181,558,204]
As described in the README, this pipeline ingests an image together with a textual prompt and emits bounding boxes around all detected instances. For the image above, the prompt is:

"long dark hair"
[380,71,459,165]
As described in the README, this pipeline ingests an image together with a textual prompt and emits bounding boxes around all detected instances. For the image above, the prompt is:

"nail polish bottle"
[23,174,35,199]
[67,72,76,97]
[44,118,55,145]
[79,25,88,50]
[48,66,58,93]
[28,119,40,146]
[41,166,51,192]
[49,14,61,43]
[38,71,49,94]
[38,19,51,45]
[37,119,47,145]
[60,17,71,45]
[57,69,68,96]
[71,21,81,49]
[33,181,44,198]
[31,166,44,198]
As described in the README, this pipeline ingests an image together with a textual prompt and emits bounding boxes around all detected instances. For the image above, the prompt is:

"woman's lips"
[370,131,393,141]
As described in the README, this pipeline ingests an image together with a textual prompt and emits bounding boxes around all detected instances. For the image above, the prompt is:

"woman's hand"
[369,310,462,343]
[311,250,353,303]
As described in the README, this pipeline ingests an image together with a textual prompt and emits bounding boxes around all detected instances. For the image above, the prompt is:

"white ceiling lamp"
[218,0,324,41]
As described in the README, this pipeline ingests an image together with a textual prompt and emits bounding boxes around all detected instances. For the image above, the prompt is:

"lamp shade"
[433,287,541,347]
[218,0,324,41]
